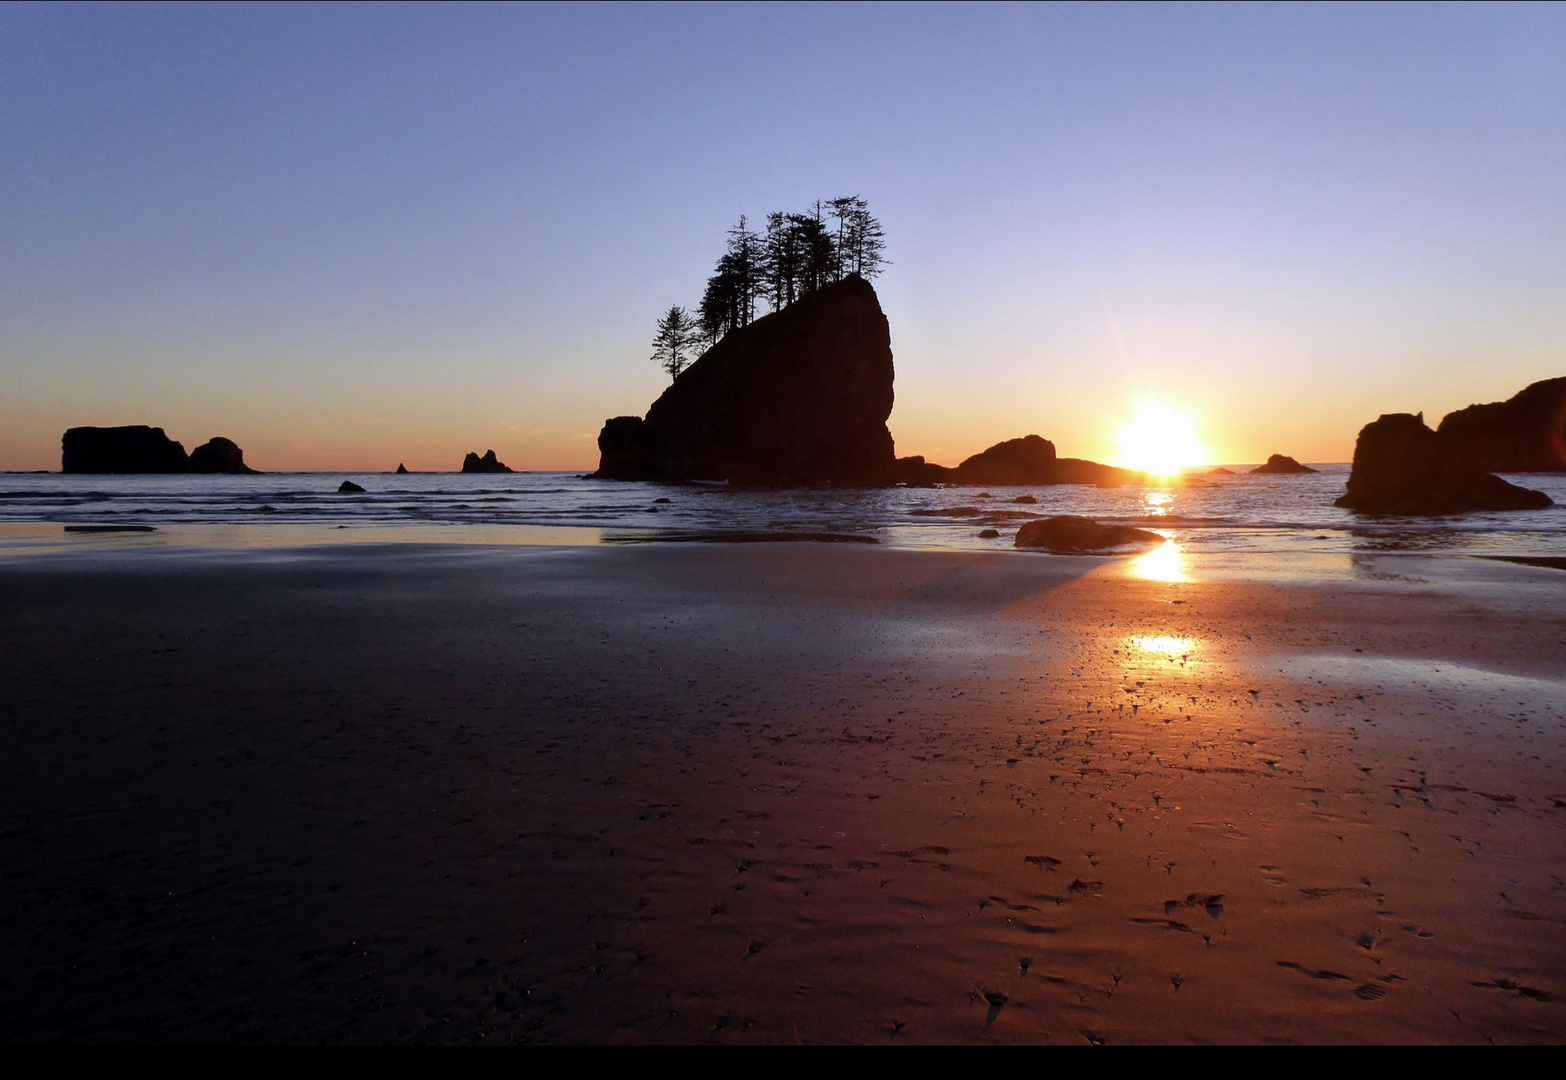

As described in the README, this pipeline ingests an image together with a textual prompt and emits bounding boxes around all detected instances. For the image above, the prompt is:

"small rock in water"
[395,463,408,474]
[338,481,366,493]
[1012,495,1037,504]
[978,529,1001,539]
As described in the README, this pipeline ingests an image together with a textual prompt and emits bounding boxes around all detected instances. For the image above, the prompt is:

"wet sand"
[1,541,1563,1043]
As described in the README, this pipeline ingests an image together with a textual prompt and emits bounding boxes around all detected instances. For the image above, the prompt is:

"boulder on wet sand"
[1014,516,1166,553]
[1334,413,1552,515]
[61,426,188,473]
[592,276,896,485]
[188,437,256,474]
[1436,376,1566,473]
[461,450,513,474]
[1250,454,1316,475]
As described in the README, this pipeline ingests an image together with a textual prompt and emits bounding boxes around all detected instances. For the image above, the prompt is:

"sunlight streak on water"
[1142,491,1176,515]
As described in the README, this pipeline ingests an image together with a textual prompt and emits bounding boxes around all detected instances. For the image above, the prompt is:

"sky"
[2,1,1564,472]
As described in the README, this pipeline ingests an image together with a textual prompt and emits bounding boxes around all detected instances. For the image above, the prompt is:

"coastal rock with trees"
[595,274,896,485]
[601,197,1131,489]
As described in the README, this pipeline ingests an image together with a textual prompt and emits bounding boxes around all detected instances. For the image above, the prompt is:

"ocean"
[1,465,1563,560]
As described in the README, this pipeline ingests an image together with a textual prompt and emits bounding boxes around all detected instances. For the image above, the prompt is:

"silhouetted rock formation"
[953,435,1057,485]
[338,481,366,493]
[461,450,513,474]
[1250,454,1316,475]
[1209,467,1235,476]
[396,463,408,474]
[893,455,950,486]
[1014,516,1166,553]
[893,435,1136,488]
[1335,413,1551,515]
[1056,458,1136,486]
[1436,376,1566,472]
[188,437,255,474]
[62,426,188,473]
[592,276,896,485]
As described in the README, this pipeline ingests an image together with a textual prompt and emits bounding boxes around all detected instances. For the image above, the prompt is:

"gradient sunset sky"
[3,2,1564,472]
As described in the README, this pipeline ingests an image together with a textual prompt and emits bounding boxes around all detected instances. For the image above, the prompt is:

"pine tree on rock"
[651,304,700,381]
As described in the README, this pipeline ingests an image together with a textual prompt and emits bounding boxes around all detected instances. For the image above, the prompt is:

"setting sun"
[1115,402,1208,477]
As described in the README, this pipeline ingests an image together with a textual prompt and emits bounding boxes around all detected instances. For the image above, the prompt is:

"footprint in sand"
[1164,893,1224,918]
[1276,961,1351,981]
[1471,978,1551,1001]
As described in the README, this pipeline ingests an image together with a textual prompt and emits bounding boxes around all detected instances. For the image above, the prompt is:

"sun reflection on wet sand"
[1130,535,1187,582]
[1131,635,1198,657]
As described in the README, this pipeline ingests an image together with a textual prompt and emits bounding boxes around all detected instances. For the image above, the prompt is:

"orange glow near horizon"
[1114,403,1208,477]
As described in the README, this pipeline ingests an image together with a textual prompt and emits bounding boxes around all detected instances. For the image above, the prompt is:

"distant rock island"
[1436,376,1566,472]
[1250,454,1315,475]
[461,449,513,474]
[897,435,1134,487]
[1335,413,1551,515]
[61,426,256,473]
[188,436,254,474]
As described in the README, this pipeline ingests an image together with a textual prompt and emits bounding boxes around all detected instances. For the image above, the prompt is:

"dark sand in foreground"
[1,541,1563,1043]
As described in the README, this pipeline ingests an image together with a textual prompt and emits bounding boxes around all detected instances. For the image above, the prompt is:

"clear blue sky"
[3,2,1563,470]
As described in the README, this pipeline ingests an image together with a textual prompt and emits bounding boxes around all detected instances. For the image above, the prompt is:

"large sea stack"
[1436,376,1566,472]
[1335,413,1551,515]
[62,426,189,473]
[592,276,895,485]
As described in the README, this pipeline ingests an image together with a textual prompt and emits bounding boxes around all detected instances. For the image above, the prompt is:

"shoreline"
[1,541,1562,1042]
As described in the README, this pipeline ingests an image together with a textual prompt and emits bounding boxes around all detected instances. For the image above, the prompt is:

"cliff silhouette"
[1436,376,1566,472]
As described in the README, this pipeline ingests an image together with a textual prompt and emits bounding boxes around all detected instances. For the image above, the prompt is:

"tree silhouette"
[658,197,887,369]
[829,195,887,279]
[697,216,763,345]
[651,304,699,381]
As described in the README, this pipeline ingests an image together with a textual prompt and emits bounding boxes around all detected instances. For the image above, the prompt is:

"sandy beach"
[1,537,1563,1043]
